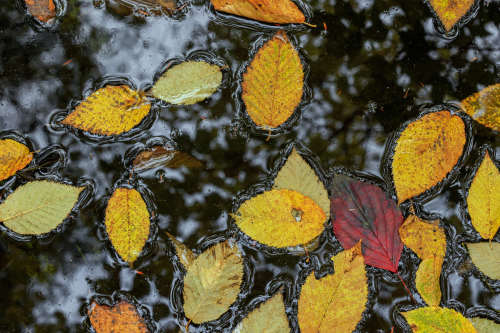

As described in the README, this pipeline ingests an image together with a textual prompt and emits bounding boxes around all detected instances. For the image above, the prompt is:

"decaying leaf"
[89,299,150,333]
[0,180,85,235]
[242,30,303,129]
[151,61,223,105]
[392,111,466,204]
[232,189,325,248]
[428,0,474,31]
[0,139,33,182]
[108,0,176,16]
[105,188,150,264]
[467,242,500,279]
[132,146,204,171]
[25,0,56,23]
[297,241,368,333]
[467,152,500,240]
[183,240,244,324]
[399,214,446,260]
[415,255,444,307]
[211,0,305,24]
[462,84,500,131]
[234,290,290,333]
[273,148,330,220]
[166,232,197,268]
[331,174,404,272]
[470,317,500,333]
[60,85,151,136]
[402,307,476,333]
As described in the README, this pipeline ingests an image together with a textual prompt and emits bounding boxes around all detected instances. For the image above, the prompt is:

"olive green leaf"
[470,317,500,332]
[467,242,500,279]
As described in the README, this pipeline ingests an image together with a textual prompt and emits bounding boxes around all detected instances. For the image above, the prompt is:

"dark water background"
[1,0,500,331]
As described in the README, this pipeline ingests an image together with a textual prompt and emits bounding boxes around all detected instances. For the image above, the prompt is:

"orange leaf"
[461,83,500,131]
[428,0,474,31]
[211,0,305,24]
[89,299,150,333]
[0,139,33,182]
[25,0,56,23]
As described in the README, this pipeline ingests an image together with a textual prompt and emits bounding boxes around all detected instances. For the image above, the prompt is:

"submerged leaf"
[166,232,197,268]
[470,317,500,333]
[462,84,500,131]
[392,111,465,204]
[60,85,151,136]
[89,299,150,333]
[399,214,446,260]
[0,139,33,182]
[233,189,325,248]
[183,240,244,324]
[0,181,85,235]
[428,0,474,31]
[467,242,500,279]
[25,0,56,23]
[108,0,176,16]
[211,0,305,24]
[242,30,303,129]
[132,146,204,171]
[298,241,368,333]
[151,61,223,105]
[415,255,444,307]
[105,188,150,264]
[402,307,476,333]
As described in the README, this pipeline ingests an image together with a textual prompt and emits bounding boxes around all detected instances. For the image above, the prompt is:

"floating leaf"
[428,0,474,31]
[242,30,303,129]
[470,317,500,333]
[467,242,500,279]
[132,146,204,171]
[0,181,84,235]
[60,85,151,136]
[0,139,33,182]
[402,307,476,333]
[105,188,150,264]
[25,0,56,23]
[399,214,446,260]
[151,61,223,105]
[415,255,444,307]
[89,299,150,333]
[108,0,176,16]
[298,241,368,333]
[392,111,466,204]
[166,232,196,268]
[233,189,325,248]
[211,0,305,24]
[462,84,500,131]
[234,290,289,333]
[183,240,244,324]
[273,148,329,220]
[331,174,404,272]
[467,152,500,240]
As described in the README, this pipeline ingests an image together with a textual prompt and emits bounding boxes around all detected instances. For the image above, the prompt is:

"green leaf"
[467,242,500,279]
[470,317,500,333]
[151,61,223,105]
[0,180,85,235]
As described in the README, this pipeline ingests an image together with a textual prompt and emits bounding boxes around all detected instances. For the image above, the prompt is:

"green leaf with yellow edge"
[165,232,197,269]
[105,188,150,264]
[399,213,446,260]
[428,0,474,31]
[470,317,500,333]
[132,146,204,171]
[273,148,329,221]
[242,30,303,129]
[467,151,500,240]
[0,139,33,182]
[415,255,444,307]
[0,180,85,235]
[233,290,289,333]
[297,241,368,333]
[467,242,500,279]
[402,307,476,333]
[60,85,151,136]
[183,239,244,324]
[232,189,325,248]
[462,84,500,131]
[151,61,223,105]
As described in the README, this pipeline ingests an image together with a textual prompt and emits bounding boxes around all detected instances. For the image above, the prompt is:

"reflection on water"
[1,0,500,331]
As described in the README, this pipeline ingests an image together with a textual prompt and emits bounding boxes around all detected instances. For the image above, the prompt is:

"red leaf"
[331,174,404,272]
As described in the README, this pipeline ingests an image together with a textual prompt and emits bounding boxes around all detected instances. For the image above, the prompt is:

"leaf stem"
[397,272,416,304]
[302,22,317,27]
[186,319,192,332]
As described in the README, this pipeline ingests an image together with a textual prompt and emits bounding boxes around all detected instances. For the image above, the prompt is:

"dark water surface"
[1,0,500,331]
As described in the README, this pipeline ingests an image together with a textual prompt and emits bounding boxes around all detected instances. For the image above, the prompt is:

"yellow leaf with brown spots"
[399,214,446,260]
[402,307,476,333]
[60,85,151,136]
[428,0,474,31]
[0,139,33,182]
[89,299,150,333]
[105,188,150,264]
[211,0,305,24]
[462,84,500,131]
[297,241,368,333]
[25,0,56,23]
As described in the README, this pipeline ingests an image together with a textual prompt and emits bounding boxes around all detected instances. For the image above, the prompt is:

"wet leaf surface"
[211,0,305,24]
[0,139,33,182]
[428,0,475,31]
[402,307,476,333]
[415,255,444,307]
[467,242,500,280]
[132,146,204,171]
[165,231,196,268]
[25,0,56,23]
[462,84,500,131]
[89,299,150,333]
[470,317,500,332]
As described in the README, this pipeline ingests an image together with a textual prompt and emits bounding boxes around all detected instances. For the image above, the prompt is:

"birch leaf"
[151,61,223,105]
[184,240,244,324]
[242,30,303,129]
[0,180,85,235]
[462,84,500,131]
[105,188,150,264]
[428,0,474,31]
[470,317,500,333]
[399,214,446,260]
[211,0,305,24]
[132,146,204,171]
[0,139,33,182]
[273,148,329,220]
[89,299,150,333]
[415,255,444,307]
[467,242,500,279]
[166,232,197,268]
[25,0,56,23]
[402,307,476,333]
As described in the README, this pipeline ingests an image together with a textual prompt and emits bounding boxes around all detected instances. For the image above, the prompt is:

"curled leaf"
[211,0,305,24]
[132,146,204,171]
[89,299,150,333]
[462,84,500,131]
[402,307,476,333]
[0,139,33,182]
[467,242,500,279]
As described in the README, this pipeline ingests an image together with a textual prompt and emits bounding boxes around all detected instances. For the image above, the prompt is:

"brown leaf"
[25,0,56,23]
[89,299,150,333]
[132,146,204,171]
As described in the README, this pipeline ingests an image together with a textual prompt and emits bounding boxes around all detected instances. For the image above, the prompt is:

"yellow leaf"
[105,188,150,264]
[232,189,325,248]
[402,307,477,333]
[211,0,305,24]
[399,214,446,260]
[467,152,500,240]
[165,232,196,268]
[462,84,500,131]
[183,240,244,324]
[428,0,474,31]
[242,30,304,129]
[297,241,368,333]
[0,139,33,182]
[89,299,150,333]
[392,111,466,204]
[467,242,500,279]
[60,85,151,136]
[415,255,444,307]
[132,146,204,171]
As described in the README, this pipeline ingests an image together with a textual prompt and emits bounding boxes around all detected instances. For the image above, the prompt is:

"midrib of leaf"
[164,68,219,90]
[0,196,65,223]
